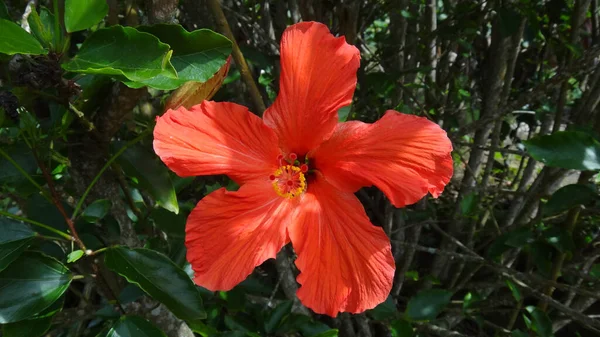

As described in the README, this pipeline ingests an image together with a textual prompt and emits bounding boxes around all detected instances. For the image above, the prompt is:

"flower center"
[270,153,308,199]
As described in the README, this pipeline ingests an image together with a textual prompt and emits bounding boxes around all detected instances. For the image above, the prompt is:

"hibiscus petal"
[263,22,360,155]
[289,176,395,316]
[153,101,280,184]
[310,111,453,208]
[186,182,295,291]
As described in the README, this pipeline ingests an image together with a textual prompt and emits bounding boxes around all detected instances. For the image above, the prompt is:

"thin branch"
[208,0,267,115]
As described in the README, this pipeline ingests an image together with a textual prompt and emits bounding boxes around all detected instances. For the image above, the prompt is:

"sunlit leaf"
[62,26,176,83]
[524,131,600,170]
[0,18,46,55]
[64,0,108,33]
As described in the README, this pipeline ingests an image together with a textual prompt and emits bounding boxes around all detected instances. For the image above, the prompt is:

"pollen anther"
[271,165,306,199]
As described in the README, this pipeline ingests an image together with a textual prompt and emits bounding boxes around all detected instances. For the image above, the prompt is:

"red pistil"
[300,164,309,173]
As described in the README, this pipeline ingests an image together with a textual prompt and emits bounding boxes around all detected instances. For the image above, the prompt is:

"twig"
[31,149,87,251]
[208,0,267,115]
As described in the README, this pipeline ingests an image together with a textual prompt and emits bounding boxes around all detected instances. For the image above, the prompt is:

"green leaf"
[150,207,185,238]
[0,252,72,323]
[367,296,397,320]
[66,250,85,263]
[0,1,9,19]
[117,144,178,213]
[0,217,36,272]
[81,199,112,223]
[506,280,522,302]
[2,315,52,337]
[590,264,600,279]
[312,330,339,337]
[391,319,414,337]
[542,226,575,253]
[104,247,206,323]
[64,0,108,33]
[0,18,47,55]
[337,106,351,122]
[27,6,66,52]
[264,300,293,333]
[62,26,176,83]
[460,192,478,216]
[107,316,167,337]
[524,131,600,170]
[405,289,452,321]
[511,330,529,337]
[129,24,232,90]
[543,184,597,216]
[525,306,553,337]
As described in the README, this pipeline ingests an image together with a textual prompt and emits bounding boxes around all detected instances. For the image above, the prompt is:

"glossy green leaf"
[66,250,85,263]
[0,217,36,272]
[525,306,552,337]
[81,199,112,223]
[64,0,108,33]
[524,131,600,170]
[62,26,176,83]
[128,24,232,90]
[0,252,72,323]
[264,300,293,333]
[2,315,52,337]
[543,184,597,216]
[391,319,414,337]
[405,289,452,321]
[0,18,47,55]
[117,144,178,213]
[368,296,397,320]
[511,330,529,337]
[107,316,166,337]
[104,247,205,323]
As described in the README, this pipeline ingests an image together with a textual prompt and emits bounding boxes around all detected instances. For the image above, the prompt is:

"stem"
[0,210,74,241]
[31,149,87,251]
[53,0,61,50]
[0,147,52,202]
[72,128,151,220]
[207,0,267,115]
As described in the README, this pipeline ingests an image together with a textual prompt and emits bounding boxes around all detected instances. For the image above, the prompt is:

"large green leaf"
[405,289,452,321]
[128,24,232,90]
[64,0,108,33]
[0,18,47,55]
[0,144,43,196]
[524,131,600,170]
[0,252,72,323]
[104,247,206,323]
[106,316,166,337]
[62,26,176,83]
[0,217,36,272]
[543,184,598,216]
[2,316,52,337]
[116,144,178,213]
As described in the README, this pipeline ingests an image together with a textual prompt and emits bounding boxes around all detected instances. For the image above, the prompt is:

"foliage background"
[1,0,600,336]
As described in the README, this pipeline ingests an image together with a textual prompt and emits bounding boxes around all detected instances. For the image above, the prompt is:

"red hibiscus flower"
[153,21,453,316]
